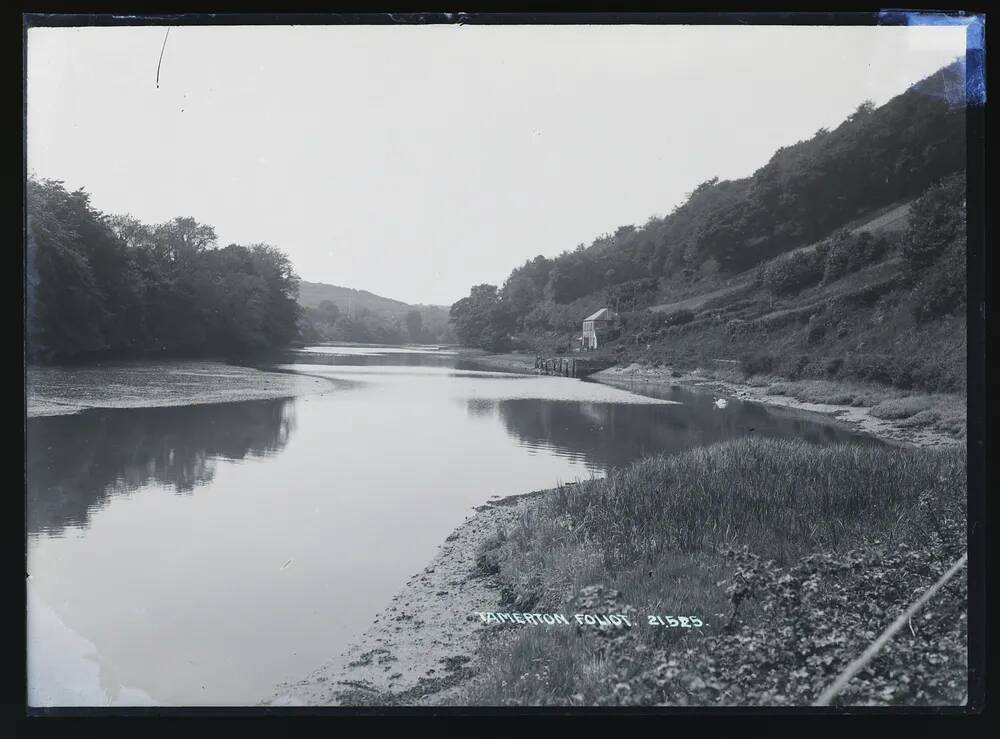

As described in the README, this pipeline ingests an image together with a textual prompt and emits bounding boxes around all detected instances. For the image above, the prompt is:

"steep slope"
[448,60,967,357]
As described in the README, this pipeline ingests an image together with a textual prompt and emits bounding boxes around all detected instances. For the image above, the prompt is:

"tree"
[447,60,966,336]
[903,173,966,272]
[25,177,303,362]
[26,179,108,359]
[405,310,423,342]
[317,300,341,323]
[449,284,513,350]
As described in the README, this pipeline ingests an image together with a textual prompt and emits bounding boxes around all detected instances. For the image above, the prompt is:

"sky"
[26,23,967,306]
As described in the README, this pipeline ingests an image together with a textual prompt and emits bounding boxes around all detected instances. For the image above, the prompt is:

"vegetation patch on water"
[451,437,967,706]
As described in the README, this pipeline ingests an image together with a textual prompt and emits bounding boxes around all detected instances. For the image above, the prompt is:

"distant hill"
[298,281,432,314]
[296,281,453,344]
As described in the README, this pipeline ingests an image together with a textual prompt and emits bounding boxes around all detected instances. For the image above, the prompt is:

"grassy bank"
[449,438,967,706]
[764,379,966,438]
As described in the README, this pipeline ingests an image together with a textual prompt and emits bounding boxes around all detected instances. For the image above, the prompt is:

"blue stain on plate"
[878,11,986,107]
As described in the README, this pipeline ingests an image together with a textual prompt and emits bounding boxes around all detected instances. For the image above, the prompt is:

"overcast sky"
[27,23,966,306]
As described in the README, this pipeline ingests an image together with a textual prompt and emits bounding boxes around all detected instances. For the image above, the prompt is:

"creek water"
[26,345,877,706]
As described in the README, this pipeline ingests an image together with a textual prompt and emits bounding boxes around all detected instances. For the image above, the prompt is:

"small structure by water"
[579,308,617,350]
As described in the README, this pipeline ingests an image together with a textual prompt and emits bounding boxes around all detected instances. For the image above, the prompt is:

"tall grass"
[523,437,964,565]
[454,438,967,706]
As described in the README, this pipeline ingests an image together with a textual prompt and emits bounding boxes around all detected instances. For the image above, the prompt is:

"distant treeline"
[26,178,302,362]
[297,301,451,345]
[450,60,967,349]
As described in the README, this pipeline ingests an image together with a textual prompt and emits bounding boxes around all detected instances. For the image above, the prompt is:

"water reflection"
[473,383,878,472]
[26,346,883,705]
[286,347,463,370]
[26,398,295,536]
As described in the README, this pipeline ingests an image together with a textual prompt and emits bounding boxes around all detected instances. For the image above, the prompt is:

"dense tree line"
[450,60,967,344]
[449,284,518,351]
[297,302,445,345]
[26,178,302,362]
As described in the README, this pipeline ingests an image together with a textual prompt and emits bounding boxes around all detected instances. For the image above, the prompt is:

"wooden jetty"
[534,355,614,378]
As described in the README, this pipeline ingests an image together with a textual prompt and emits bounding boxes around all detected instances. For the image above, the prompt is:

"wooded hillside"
[450,60,967,356]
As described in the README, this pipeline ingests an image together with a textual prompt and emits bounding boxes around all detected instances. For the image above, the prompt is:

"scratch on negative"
[156,28,171,89]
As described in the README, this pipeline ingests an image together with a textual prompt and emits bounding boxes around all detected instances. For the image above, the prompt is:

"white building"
[579,308,616,350]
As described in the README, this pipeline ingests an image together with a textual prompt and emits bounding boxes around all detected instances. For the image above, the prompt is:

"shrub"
[910,240,966,323]
[778,353,811,380]
[474,527,508,576]
[740,352,776,377]
[842,353,901,386]
[620,310,656,330]
[822,231,892,284]
[763,250,824,296]
[663,308,695,327]
[807,323,827,344]
[870,396,934,420]
[609,539,968,707]
[903,172,966,273]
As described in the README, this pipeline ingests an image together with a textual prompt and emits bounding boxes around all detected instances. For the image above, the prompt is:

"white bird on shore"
[714,398,728,409]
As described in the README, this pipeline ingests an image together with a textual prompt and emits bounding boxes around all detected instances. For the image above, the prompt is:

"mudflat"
[26,360,335,418]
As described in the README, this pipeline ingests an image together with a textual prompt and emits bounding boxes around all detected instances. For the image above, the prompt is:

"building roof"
[584,308,614,322]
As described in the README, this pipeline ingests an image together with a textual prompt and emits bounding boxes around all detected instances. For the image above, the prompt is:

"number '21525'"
[647,615,704,628]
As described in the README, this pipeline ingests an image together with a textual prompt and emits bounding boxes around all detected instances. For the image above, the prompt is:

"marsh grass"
[765,380,965,438]
[451,438,966,706]
[765,378,907,406]
[546,438,962,563]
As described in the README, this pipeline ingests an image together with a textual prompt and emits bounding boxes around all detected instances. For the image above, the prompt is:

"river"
[26,345,879,706]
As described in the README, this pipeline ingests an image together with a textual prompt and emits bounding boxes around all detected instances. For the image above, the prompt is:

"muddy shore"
[268,492,542,706]
[593,363,964,448]
[25,360,335,418]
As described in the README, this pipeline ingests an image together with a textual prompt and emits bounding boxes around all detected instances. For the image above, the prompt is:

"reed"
[456,438,967,706]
